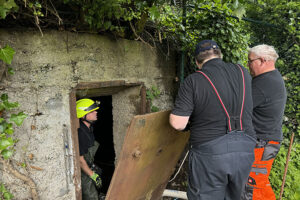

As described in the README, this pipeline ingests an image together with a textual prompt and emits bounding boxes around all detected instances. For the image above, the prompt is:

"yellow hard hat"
[76,98,100,118]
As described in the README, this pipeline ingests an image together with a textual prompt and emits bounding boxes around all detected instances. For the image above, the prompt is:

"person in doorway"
[76,98,103,200]
[241,45,287,200]
[169,40,256,200]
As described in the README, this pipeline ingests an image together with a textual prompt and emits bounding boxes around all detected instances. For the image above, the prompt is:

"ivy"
[10,112,27,126]
[0,0,18,19]
[0,45,15,65]
[62,0,146,33]
[0,183,13,200]
[0,94,19,111]
[0,94,26,160]
[146,85,161,112]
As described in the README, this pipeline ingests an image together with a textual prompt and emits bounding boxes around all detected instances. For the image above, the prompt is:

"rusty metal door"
[106,110,190,200]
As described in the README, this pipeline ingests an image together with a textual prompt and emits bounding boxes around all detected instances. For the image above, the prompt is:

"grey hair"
[248,44,279,61]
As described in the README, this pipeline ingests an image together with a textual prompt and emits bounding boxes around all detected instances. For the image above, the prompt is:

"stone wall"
[0,29,176,199]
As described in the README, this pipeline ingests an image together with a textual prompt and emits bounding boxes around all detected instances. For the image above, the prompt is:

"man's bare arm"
[169,113,190,131]
[79,155,93,176]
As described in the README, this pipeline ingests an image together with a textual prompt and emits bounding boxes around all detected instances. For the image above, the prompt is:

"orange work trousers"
[241,140,281,200]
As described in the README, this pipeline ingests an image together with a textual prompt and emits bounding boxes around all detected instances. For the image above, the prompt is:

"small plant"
[0,31,38,199]
[28,1,44,17]
[0,43,26,160]
[146,85,161,112]
[0,183,13,200]
[0,45,15,75]
[0,94,27,160]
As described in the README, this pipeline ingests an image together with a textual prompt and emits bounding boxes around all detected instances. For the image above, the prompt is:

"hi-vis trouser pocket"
[241,140,281,200]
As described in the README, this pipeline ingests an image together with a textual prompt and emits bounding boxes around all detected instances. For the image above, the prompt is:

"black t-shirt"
[252,69,287,141]
[172,58,255,145]
[78,120,95,156]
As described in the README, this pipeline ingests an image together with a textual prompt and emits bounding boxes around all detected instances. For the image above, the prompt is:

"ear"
[196,60,204,70]
[195,59,200,68]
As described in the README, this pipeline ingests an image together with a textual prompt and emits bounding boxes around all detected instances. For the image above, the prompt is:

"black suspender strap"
[197,64,245,132]
[238,64,246,130]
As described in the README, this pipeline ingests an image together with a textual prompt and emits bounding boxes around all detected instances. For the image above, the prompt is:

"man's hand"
[90,172,102,189]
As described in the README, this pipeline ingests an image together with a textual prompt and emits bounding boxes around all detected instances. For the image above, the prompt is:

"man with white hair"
[241,45,287,200]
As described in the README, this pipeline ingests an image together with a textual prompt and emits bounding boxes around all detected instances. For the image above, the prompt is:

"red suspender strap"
[197,71,232,132]
[197,64,245,132]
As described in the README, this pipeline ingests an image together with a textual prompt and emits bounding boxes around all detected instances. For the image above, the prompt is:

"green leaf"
[0,137,14,150]
[5,123,14,135]
[7,67,14,75]
[0,183,4,193]
[3,191,14,200]
[0,45,15,64]
[233,0,239,9]
[1,94,8,101]
[10,112,27,126]
[149,6,160,21]
[0,121,7,133]
[1,149,14,159]
[20,162,26,168]
[0,124,4,133]
[4,0,18,10]
[0,7,8,19]
[104,21,112,29]
[0,0,18,19]
[151,106,159,112]
[0,103,5,111]
[3,101,19,110]
[233,6,246,20]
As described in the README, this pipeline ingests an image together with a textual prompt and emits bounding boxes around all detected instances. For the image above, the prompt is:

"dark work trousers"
[187,131,256,200]
[82,141,99,200]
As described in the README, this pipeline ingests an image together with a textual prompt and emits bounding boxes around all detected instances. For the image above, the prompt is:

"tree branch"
[129,21,154,49]
[0,157,39,200]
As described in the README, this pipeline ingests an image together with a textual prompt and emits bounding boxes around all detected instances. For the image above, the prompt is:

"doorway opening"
[69,80,147,199]
[91,95,115,193]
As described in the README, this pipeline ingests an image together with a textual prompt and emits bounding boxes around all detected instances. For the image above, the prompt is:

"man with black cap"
[170,40,256,199]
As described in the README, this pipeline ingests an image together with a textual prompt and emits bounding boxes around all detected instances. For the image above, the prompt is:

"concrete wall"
[0,29,176,199]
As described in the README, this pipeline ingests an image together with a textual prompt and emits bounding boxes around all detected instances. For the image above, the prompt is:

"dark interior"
[91,95,115,194]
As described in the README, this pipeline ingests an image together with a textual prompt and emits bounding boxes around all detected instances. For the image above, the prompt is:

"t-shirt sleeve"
[171,76,194,116]
[252,85,266,108]
[78,129,88,156]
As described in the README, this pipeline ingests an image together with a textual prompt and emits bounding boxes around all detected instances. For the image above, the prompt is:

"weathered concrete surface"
[0,29,176,199]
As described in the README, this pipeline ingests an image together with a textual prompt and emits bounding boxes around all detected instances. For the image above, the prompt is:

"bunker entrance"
[70,81,146,199]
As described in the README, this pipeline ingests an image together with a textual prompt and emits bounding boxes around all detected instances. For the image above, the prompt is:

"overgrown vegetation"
[1,0,249,62]
[146,85,161,112]
[0,93,27,158]
[0,9,39,199]
[0,0,299,199]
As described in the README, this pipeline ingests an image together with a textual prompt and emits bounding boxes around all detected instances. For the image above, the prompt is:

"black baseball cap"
[194,40,220,56]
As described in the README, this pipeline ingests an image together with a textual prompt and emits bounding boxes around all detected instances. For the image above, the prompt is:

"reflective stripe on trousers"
[188,131,256,200]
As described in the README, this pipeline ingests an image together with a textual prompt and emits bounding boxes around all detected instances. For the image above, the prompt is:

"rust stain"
[106,110,190,200]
